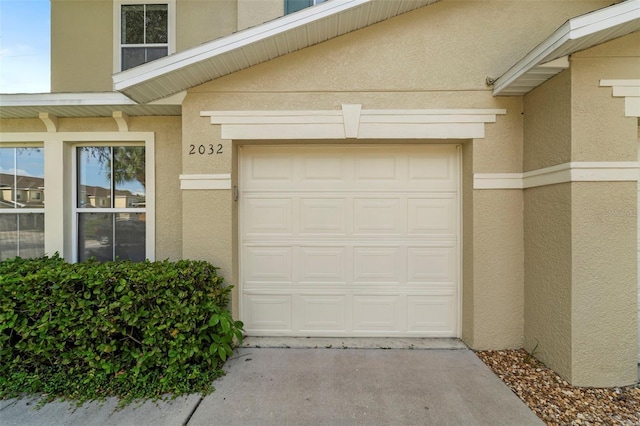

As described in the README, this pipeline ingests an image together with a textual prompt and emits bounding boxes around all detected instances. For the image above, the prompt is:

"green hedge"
[0,255,243,404]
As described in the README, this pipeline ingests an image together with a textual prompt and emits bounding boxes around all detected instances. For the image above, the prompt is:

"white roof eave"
[493,0,640,96]
[113,0,438,104]
[0,92,183,119]
[1,92,137,107]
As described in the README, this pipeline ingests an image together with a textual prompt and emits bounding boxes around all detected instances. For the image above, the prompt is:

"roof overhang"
[113,0,439,104]
[0,92,184,119]
[493,0,640,96]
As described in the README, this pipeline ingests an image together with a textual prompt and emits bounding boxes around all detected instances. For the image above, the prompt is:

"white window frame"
[0,132,155,263]
[113,0,176,73]
[0,142,45,259]
[72,142,150,262]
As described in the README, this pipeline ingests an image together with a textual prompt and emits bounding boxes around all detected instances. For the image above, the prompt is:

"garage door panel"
[243,197,293,236]
[244,295,292,331]
[354,155,399,182]
[353,247,403,283]
[243,246,293,285]
[299,247,347,283]
[245,152,295,184]
[407,294,456,334]
[299,198,347,235]
[353,295,404,332]
[407,247,456,284]
[353,198,404,235]
[295,295,347,332]
[301,155,346,182]
[408,148,458,190]
[408,197,457,235]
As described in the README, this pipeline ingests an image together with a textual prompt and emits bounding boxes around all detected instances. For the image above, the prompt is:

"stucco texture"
[177,0,238,52]
[51,0,113,92]
[0,118,47,133]
[523,32,639,386]
[524,184,573,379]
[571,182,637,387]
[237,0,283,31]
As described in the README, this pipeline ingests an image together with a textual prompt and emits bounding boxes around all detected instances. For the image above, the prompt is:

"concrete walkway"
[0,340,542,426]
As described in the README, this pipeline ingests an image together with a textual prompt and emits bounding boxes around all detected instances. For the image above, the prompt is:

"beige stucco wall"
[523,69,572,172]
[177,0,238,52]
[51,0,113,92]
[572,182,636,386]
[569,32,638,386]
[523,31,639,386]
[0,118,47,133]
[523,184,573,377]
[237,0,283,31]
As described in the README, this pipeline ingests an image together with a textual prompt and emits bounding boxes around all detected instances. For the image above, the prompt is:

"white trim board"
[474,162,639,189]
[601,80,640,118]
[179,174,231,190]
[201,105,506,140]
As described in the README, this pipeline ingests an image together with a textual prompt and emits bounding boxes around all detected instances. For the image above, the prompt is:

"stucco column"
[524,49,639,386]
[180,94,236,315]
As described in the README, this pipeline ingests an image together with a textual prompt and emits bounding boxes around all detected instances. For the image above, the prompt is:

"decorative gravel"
[476,349,640,425]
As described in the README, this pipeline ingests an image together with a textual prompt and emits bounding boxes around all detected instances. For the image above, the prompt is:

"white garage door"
[239,145,460,337]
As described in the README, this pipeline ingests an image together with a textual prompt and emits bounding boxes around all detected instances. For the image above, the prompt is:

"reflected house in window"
[0,173,45,209]
[78,184,145,209]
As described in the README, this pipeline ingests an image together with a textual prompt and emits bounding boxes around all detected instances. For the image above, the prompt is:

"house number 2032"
[189,144,223,155]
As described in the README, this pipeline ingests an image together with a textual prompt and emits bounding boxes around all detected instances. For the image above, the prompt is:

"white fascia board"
[493,0,640,96]
[492,21,572,95]
[113,0,372,91]
[568,0,640,39]
[0,92,137,107]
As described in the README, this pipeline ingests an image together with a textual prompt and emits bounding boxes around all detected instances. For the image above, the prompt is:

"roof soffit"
[493,0,640,96]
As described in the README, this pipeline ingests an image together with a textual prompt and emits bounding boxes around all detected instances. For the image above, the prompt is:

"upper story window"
[285,0,327,15]
[115,1,176,72]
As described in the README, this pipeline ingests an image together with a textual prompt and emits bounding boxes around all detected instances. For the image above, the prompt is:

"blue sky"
[0,0,50,93]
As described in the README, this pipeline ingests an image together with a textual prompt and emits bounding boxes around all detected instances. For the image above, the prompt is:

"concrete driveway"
[0,339,542,426]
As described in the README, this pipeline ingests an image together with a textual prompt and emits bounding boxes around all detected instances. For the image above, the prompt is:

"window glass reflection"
[78,212,145,262]
[77,147,111,208]
[0,214,17,260]
[0,213,44,261]
[1,148,45,209]
[18,214,44,258]
[114,147,145,208]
